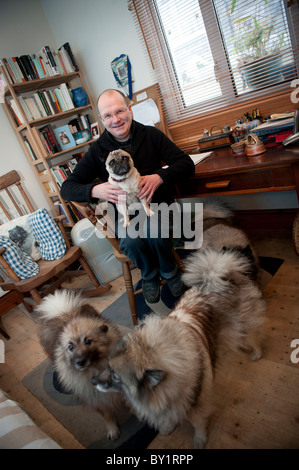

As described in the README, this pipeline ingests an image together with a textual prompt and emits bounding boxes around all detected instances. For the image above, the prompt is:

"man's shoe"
[142,275,160,303]
[166,271,185,297]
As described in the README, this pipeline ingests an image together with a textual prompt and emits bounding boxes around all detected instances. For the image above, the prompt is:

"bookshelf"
[0,51,100,227]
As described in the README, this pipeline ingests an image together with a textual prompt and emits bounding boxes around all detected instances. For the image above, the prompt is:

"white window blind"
[129,0,299,123]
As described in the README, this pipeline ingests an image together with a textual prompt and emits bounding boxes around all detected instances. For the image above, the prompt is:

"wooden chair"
[0,170,112,337]
[70,201,185,326]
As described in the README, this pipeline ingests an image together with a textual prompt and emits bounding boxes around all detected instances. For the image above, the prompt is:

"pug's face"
[105,149,133,178]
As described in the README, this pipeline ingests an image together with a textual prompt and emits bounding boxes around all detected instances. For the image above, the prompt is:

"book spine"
[10,99,24,125]
[37,90,51,115]
[60,83,74,109]
[1,58,16,83]
[31,54,45,79]
[39,47,53,76]
[15,57,29,81]
[8,57,23,83]
[62,42,79,71]
[43,90,55,114]
[19,97,34,120]
[33,92,47,117]
[54,87,67,111]
[44,46,60,75]
[58,47,73,73]
[23,135,37,161]
[57,51,68,74]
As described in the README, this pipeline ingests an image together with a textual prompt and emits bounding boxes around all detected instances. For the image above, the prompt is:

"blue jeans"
[116,210,178,281]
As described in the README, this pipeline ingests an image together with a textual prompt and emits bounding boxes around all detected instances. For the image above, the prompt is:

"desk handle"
[205,180,231,189]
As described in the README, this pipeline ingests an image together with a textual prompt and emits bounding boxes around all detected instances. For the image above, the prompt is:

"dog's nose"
[76,358,86,367]
[91,376,98,386]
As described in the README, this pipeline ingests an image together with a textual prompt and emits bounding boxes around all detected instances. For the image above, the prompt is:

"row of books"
[8,82,76,125]
[40,152,84,193]
[1,43,78,84]
[54,201,85,225]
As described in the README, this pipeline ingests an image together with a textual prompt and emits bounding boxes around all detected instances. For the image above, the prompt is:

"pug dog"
[102,149,154,228]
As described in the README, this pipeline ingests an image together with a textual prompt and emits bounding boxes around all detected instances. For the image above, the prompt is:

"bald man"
[61,89,194,304]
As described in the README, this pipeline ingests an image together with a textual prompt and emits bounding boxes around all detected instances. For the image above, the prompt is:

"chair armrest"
[0,247,5,256]
[53,215,70,249]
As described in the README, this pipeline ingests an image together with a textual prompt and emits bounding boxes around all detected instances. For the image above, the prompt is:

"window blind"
[128,0,299,124]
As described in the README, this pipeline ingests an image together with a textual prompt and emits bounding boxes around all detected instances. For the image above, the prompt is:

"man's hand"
[137,174,163,202]
[91,182,126,204]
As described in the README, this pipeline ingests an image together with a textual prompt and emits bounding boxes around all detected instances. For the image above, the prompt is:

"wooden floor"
[0,229,298,449]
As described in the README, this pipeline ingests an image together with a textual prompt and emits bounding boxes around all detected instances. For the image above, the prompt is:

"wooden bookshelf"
[0,63,100,227]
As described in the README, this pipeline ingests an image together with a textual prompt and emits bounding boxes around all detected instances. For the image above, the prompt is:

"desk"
[176,145,299,253]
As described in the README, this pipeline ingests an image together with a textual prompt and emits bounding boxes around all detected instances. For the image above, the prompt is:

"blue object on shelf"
[72,87,88,107]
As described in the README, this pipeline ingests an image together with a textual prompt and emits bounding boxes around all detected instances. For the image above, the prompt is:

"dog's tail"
[182,248,255,294]
[35,289,85,320]
[203,198,234,220]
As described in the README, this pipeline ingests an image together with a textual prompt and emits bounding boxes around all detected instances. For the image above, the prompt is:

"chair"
[0,170,112,336]
[70,201,185,326]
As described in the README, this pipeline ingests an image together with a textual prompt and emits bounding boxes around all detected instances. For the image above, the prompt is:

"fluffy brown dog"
[102,148,154,227]
[36,290,123,440]
[92,247,266,448]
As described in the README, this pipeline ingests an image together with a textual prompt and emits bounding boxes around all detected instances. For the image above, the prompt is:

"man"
[61,89,194,303]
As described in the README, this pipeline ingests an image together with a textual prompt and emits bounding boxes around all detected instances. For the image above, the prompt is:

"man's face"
[98,92,133,142]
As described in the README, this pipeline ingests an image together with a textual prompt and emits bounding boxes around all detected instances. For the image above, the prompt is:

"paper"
[136,91,148,102]
[162,152,213,169]
[254,117,294,130]
[132,98,160,126]
[189,152,213,165]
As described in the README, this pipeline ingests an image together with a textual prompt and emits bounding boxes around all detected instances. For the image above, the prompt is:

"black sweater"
[60,120,194,205]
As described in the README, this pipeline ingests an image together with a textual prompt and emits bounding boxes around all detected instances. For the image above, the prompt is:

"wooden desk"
[177,145,299,199]
[176,144,299,254]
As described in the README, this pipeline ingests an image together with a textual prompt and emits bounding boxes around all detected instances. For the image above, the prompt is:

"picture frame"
[53,124,76,150]
[91,122,100,139]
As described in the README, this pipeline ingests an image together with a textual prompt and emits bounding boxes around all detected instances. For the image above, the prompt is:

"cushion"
[0,389,61,449]
[0,235,39,279]
[0,214,41,261]
[28,208,66,260]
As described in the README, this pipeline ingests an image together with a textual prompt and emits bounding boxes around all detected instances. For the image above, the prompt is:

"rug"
[22,253,283,449]
[22,357,158,450]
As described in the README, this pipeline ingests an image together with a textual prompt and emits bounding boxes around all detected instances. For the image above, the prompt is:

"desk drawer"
[178,167,294,197]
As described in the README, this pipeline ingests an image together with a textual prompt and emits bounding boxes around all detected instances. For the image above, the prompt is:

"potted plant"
[232,12,285,89]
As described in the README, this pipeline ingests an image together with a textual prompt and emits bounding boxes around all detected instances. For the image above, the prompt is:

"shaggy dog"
[92,247,266,448]
[36,290,123,440]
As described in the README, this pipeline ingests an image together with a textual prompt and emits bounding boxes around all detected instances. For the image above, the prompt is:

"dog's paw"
[193,431,207,449]
[147,209,155,217]
[107,424,120,440]
[249,348,262,361]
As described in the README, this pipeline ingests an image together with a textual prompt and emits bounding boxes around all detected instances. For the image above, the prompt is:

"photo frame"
[91,122,99,139]
[53,125,76,150]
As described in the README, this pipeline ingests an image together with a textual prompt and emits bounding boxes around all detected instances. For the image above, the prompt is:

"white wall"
[40,0,155,106]
[0,0,58,211]
[0,0,297,212]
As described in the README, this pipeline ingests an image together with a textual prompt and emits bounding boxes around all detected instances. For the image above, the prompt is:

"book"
[23,135,37,161]
[58,46,74,73]
[44,46,60,76]
[9,99,24,125]
[1,58,16,83]
[61,42,79,72]
[60,83,74,109]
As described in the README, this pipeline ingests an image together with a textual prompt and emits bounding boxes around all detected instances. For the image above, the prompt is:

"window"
[129,0,299,122]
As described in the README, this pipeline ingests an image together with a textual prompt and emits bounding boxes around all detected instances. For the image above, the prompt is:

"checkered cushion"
[28,208,66,260]
[0,235,39,279]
